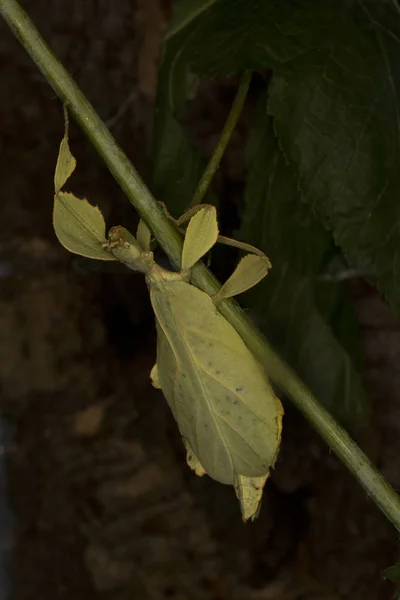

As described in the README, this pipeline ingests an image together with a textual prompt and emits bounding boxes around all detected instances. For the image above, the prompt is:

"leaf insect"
[52,109,284,521]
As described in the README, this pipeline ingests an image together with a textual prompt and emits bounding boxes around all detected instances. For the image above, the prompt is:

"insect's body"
[147,263,282,486]
[52,117,283,521]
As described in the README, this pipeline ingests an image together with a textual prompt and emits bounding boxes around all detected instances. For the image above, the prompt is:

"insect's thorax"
[146,263,210,358]
[145,262,186,290]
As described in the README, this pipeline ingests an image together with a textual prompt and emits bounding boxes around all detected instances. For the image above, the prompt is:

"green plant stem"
[2,0,400,532]
[189,71,252,208]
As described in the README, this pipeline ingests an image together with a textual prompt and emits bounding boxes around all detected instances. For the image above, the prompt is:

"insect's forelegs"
[159,201,216,229]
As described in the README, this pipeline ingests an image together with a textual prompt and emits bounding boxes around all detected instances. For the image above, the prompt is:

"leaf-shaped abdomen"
[148,275,283,485]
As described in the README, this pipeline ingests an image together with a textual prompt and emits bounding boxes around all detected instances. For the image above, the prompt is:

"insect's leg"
[159,201,216,228]
[159,203,218,272]
[150,364,161,389]
[178,208,216,270]
[139,202,211,256]
[181,205,219,272]
[215,234,267,257]
[54,103,77,194]
[176,204,218,227]
[158,201,179,225]
[213,253,271,305]
[136,219,152,251]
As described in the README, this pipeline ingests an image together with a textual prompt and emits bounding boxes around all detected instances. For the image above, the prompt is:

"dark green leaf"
[383,564,400,584]
[265,0,400,313]
[164,0,400,309]
[382,562,400,598]
[239,102,369,429]
[166,0,218,40]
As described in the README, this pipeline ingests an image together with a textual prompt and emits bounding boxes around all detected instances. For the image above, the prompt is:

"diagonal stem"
[189,71,252,208]
[2,0,400,533]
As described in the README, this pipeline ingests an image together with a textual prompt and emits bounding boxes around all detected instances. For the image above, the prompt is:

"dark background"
[0,1,399,598]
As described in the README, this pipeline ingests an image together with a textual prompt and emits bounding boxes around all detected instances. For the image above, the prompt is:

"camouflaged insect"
[52,109,284,521]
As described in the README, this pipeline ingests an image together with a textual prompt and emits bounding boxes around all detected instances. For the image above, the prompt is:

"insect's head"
[105,226,154,273]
